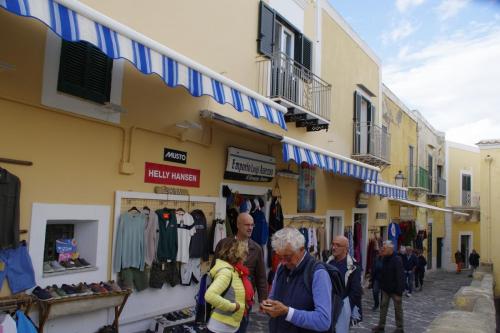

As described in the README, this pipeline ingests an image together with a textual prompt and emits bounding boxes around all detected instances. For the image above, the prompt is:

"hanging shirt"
[299,228,309,249]
[0,313,17,333]
[113,211,146,272]
[308,227,318,253]
[143,208,159,266]
[251,209,269,245]
[156,208,178,262]
[213,221,227,252]
[189,209,209,260]
[388,222,401,249]
[0,168,20,249]
[176,212,196,264]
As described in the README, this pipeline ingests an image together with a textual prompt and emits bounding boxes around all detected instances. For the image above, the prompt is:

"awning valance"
[391,199,469,216]
[1,0,287,129]
[364,181,408,200]
[281,136,379,182]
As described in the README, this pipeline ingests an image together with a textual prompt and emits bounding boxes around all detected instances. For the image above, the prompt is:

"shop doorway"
[351,209,368,272]
[326,210,344,248]
[460,233,472,269]
[437,237,443,269]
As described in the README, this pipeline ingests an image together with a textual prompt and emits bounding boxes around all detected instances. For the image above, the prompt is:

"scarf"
[233,262,254,313]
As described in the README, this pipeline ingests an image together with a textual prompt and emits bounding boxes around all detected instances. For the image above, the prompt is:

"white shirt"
[176,212,196,264]
[213,222,227,252]
[0,313,17,333]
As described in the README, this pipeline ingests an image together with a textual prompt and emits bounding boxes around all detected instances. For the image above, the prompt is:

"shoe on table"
[108,280,122,292]
[371,325,385,333]
[50,260,66,272]
[61,284,78,296]
[32,286,53,300]
[45,286,61,299]
[100,281,114,292]
[77,257,92,267]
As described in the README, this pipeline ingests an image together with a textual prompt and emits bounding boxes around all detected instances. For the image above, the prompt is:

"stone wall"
[426,265,497,333]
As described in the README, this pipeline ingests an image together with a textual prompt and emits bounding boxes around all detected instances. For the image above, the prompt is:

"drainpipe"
[485,154,493,263]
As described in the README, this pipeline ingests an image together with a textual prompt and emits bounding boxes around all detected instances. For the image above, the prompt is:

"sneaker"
[32,286,53,300]
[60,260,77,270]
[73,283,92,295]
[163,313,177,321]
[89,283,108,293]
[61,284,78,296]
[108,280,122,292]
[407,293,412,297]
[371,325,385,333]
[77,257,92,267]
[50,260,66,272]
[45,286,60,299]
[43,262,55,273]
[100,282,114,292]
[51,284,68,297]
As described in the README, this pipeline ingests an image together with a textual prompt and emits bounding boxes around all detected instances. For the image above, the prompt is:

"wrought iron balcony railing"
[257,52,331,122]
[352,121,391,166]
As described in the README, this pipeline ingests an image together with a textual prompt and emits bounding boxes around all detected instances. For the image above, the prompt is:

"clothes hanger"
[128,206,140,213]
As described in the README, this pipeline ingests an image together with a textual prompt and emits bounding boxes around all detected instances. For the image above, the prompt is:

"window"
[461,173,472,206]
[58,40,113,104]
[408,145,415,186]
[298,163,315,213]
[353,91,375,154]
[258,1,312,70]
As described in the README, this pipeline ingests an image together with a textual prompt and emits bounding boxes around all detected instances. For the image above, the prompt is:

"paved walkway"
[247,270,472,333]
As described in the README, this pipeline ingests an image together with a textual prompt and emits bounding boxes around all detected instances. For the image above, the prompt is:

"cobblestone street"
[248,270,472,333]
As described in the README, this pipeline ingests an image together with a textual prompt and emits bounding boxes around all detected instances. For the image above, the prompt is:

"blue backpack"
[303,260,345,332]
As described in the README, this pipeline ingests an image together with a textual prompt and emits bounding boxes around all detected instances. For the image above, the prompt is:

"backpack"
[194,268,233,325]
[303,260,345,332]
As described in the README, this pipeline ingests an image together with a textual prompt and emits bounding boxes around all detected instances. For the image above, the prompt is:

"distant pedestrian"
[371,240,405,333]
[402,246,417,297]
[455,250,463,274]
[370,249,383,310]
[469,249,480,277]
[414,250,427,291]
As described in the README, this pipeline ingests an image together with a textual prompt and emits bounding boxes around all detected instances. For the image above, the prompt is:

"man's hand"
[261,299,289,318]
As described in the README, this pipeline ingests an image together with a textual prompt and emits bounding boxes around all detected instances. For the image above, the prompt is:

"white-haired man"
[262,228,332,333]
[372,240,405,333]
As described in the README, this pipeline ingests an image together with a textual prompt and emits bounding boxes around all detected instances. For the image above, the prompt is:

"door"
[408,146,414,186]
[353,213,368,272]
[329,216,343,244]
[274,21,296,102]
[460,235,471,268]
[437,238,443,269]
[461,174,472,206]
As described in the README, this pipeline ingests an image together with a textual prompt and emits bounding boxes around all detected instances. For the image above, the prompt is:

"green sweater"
[113,211,146,272]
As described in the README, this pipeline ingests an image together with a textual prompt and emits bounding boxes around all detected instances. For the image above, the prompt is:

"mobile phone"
[262,301,273,307]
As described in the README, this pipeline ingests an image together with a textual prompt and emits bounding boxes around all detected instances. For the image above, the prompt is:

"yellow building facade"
[477,140,500,296]
[0,1,396,331]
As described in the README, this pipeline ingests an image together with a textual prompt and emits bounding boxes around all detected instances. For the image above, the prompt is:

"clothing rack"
[0,157,33,166]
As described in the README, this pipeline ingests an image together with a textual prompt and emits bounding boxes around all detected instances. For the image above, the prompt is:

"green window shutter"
[354,91,362,121]
[294,33,303,64]
[302,37,312,70]
[258,1,275,56]
[58,40,113,104]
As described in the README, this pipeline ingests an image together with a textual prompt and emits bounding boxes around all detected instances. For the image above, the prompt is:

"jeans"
[378,291,404,330]
[236,309,250,333]
[372,280,381,308]
[404,271,414,293]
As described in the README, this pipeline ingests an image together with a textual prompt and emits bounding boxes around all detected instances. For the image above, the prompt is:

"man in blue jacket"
[372,241,405,333]
[263,227,332,333]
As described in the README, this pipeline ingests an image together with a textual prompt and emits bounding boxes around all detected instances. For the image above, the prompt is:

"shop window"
[58,40,113,104]
[43,219,99,276]
[298,163,315,213]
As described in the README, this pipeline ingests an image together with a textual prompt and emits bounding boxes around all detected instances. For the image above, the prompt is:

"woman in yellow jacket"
[205,238,247,333]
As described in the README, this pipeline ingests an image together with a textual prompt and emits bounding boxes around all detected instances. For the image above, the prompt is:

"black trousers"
[415,269,424,288]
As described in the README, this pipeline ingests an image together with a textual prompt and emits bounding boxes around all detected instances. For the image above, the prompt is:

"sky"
[329,0,500,146]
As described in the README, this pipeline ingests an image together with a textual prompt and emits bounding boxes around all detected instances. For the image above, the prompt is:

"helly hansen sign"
[224,147,275,182]
[164,148,187,164]
[145,162,200,187]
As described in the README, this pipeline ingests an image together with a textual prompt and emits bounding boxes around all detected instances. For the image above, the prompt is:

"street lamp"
[395,170,406,187]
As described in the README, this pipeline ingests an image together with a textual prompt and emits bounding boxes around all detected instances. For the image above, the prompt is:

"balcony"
[461,191,480,208]
[351,122,391,167]
[407,166,430,192]
[427,176,447,200]
[257,52,331,131]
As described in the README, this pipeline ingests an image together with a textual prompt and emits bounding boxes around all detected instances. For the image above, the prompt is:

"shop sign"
[145,162,200,187]
[376,212,387,220]
[164,148,187,164]
[356,193,369,208]
[224,147,275,182]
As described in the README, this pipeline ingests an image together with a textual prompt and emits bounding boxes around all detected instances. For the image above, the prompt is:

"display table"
[36,289,132,333]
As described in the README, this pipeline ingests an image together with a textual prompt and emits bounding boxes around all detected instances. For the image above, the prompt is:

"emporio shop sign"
[224,147,275,182]
[145,162,200,187]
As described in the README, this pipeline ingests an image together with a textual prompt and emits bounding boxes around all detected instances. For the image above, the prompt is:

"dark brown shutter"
[258,1,275,56]
[294,34,303,64]
[58,40,113,104]
[302,37,312,70]
[354,91,362,121]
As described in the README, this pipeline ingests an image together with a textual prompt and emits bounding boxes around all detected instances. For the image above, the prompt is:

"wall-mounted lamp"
[395,170,406,187]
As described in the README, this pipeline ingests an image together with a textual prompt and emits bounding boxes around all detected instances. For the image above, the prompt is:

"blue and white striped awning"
[364,181,408,200]
[1,0,287,129]
[282,136,379,182]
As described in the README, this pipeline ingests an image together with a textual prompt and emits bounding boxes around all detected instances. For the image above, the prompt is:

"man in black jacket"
[372,240,405,333]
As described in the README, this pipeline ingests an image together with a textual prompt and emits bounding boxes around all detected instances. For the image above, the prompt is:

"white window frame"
[460,170,472,206]
[41,31,124,124]
[275,21,295,58]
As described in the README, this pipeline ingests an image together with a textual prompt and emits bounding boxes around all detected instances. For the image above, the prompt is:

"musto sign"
[145,162,200,187]
[224,147,275,182]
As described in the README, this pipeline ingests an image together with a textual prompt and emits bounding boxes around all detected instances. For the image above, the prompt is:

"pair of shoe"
[49,260,66,272]
[32,286,54,300]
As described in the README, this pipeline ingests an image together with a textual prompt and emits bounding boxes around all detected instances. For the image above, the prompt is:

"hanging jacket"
[189,209,209,261]
[269,197,284,235]
[251,209,269,245]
